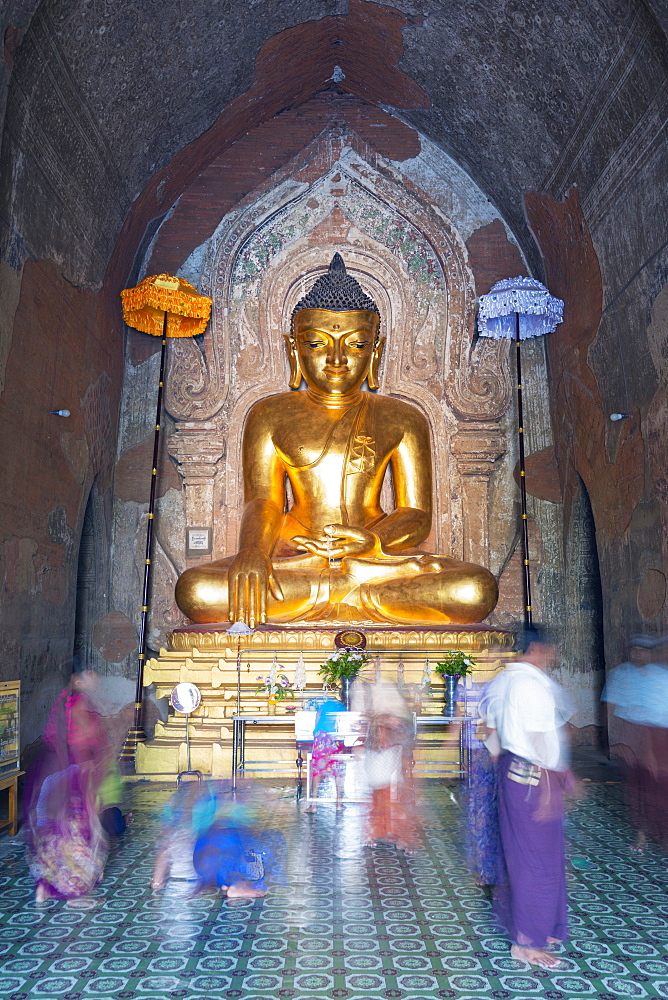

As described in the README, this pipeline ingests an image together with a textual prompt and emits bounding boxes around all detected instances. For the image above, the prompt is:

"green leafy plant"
[319,648,369,686]
[433,650,476,678]
[255,673,295,702]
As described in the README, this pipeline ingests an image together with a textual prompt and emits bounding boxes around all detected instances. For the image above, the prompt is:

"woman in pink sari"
[26,667,109,903]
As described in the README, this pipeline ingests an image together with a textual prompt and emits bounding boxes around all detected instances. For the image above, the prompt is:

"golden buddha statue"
[176,254,498,627]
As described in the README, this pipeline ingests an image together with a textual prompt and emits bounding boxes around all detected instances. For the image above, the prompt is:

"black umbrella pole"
[119,317,169,769]
[514,314,533,625]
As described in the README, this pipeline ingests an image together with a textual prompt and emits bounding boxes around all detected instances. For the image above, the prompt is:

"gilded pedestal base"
[136,625,513,779]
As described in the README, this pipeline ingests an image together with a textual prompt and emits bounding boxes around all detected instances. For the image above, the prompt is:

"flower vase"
[267,695,278,716]
[441,674,460,717]
[340,674,357,710]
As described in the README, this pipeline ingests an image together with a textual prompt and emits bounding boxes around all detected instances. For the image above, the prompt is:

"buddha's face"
[291,308,381,396]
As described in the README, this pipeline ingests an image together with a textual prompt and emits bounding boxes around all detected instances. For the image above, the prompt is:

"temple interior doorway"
[565,474,607,750]
[73,481,109,675]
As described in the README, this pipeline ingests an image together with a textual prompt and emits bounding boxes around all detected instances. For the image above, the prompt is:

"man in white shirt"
[485,625,574,970]
[602,634,668,851]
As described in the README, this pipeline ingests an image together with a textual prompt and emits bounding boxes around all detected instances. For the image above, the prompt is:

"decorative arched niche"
[167,142,511,566]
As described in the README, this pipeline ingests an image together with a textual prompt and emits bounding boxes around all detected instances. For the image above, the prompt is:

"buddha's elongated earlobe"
[367,335,386,390]
[284,334,303,389]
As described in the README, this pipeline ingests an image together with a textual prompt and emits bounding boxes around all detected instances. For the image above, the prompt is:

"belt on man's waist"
[506,754,542,786]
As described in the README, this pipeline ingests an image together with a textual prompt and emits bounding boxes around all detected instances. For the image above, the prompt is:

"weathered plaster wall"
[526,183,667,751]
[0,261,122,744]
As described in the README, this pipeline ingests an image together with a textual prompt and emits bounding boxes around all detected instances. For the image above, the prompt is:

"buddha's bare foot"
[226,883,267,899]
[304,804,317,813]
[511,944,563,969]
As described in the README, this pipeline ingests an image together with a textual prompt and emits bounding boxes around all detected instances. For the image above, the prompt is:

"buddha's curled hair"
[292,253,380,322]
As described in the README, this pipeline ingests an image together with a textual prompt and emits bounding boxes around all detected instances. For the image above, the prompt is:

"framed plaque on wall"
[186,527,212,557]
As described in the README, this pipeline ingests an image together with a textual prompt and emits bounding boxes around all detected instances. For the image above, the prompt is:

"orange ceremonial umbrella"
[119,274,212,771]
[121,272,212,338]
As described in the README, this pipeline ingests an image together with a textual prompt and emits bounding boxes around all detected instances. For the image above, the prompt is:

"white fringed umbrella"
[478,277,564,624]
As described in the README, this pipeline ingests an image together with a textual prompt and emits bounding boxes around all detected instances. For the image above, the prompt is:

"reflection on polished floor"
[0,782,667,1000]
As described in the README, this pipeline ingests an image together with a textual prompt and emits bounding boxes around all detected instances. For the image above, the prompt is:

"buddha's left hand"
[292,524,382,560]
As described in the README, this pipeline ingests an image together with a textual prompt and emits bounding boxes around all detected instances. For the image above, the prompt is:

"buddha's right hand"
[292,524,382,560]
[227,549,284,626]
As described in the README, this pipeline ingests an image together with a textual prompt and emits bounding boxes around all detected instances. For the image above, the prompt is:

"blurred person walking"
[304,696,347,812]
[644,636,668,850]
[602,635,654,851]
[151,781,286,900]
[466,677,502,887]
[151,779,215,891]
[604,635,668,851]
[356,679,421,853]
[192,784,286,898]
[25,664,110,903]
[484,625,577,970]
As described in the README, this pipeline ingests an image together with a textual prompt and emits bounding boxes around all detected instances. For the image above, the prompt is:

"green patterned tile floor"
[1,782,667,1000]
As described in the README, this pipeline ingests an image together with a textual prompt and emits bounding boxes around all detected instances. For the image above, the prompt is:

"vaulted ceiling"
[1,0,667,288]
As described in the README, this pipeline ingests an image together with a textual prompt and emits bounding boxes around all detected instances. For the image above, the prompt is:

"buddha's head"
[286,254,385,396]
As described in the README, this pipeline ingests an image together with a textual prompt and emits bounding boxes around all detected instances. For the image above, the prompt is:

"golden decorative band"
[167,627,514,653]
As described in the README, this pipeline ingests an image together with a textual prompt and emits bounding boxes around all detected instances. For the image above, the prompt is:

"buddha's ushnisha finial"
[292,253,380,320]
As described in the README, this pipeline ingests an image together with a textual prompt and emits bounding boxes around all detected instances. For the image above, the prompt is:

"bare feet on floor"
[226,883,267,899]
[631,831,646,853]
[35,883,51,904]
[511,944,563,969]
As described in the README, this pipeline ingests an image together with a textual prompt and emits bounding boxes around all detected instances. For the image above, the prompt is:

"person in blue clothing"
[305,698,347,812]
[602,634,668,852]
[152,781,286,900]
